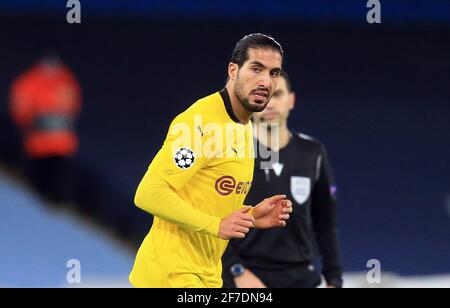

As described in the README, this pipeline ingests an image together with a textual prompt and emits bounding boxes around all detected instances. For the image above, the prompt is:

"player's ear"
[288,92,296,111]
[228,63,238,81]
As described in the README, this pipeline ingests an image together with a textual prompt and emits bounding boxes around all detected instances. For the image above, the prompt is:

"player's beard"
[234,74,271,113]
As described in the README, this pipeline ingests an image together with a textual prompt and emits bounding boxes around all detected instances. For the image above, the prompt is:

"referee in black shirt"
[222,71,343,288]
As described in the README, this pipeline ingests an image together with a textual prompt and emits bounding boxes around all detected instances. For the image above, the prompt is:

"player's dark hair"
[280,71,292,92]
[230,33,283,68]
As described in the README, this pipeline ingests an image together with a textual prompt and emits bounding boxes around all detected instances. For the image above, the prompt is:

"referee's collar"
[219,88,241,124]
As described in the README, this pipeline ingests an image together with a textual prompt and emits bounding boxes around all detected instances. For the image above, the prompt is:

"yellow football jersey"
[129,89,255,288]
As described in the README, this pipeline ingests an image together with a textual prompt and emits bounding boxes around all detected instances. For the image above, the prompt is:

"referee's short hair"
[280,71,292,92]
[230,33,284,68]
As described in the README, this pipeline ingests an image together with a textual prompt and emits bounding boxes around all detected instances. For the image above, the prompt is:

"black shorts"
[223,262,322,288]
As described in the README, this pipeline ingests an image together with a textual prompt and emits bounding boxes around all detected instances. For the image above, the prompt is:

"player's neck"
[255,123,291,151]
[225,85,252,125]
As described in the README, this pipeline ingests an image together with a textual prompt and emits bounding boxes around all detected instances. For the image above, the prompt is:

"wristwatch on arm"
[230,263,245,278]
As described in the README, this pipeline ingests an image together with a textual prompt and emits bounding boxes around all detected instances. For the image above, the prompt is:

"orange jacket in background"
[10,63,82,158]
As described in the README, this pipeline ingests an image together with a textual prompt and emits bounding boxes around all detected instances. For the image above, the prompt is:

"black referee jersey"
[222,132,343,288]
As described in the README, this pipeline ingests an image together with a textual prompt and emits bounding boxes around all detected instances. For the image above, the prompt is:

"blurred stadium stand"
[0,1,449,287]
[0,170,133,287]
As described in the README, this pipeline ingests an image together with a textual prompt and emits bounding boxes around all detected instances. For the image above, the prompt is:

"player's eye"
[270,71,280,78]
[252,67,261,73]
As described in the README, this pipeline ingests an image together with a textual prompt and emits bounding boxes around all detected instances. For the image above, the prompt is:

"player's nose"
[257,72,272,89]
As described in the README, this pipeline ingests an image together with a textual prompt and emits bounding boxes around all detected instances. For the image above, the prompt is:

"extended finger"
[234,226,250,234]
[266,195,287,204]
[239,213,255,223]
[281,200,293,207]
[278,214,290,220]
[277,220,287,227]
[232,232,246,239]
[237,218,254,228]
[282,206,293,214]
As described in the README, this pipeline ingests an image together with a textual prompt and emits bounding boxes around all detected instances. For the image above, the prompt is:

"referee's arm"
[222,239,245,272]
[311,145,343,288]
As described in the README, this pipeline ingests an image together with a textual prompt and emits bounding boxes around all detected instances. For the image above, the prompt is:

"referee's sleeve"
[222,240,244,270]
[311,144,343,287]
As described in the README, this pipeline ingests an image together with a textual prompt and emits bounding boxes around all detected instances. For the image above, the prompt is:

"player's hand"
[252,195,293,229]
[219,207,255,240]
[234,269,267,288]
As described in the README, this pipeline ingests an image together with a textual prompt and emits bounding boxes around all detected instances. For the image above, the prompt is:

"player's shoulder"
[293,132,327,154]
[171,91,222,125]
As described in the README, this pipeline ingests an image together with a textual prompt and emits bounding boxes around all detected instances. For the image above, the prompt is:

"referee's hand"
[219,207,255,240]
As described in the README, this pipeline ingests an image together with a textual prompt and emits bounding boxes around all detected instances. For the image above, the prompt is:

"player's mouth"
[250,90,269,101]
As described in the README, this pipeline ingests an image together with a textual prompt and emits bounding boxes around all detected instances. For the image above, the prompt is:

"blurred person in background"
[9,54,82,203]
[222,71,343,288]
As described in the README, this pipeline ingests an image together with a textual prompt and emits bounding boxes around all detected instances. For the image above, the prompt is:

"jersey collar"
[219,88,241,124]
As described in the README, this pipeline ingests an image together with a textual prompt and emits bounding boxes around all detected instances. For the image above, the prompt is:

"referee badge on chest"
[290,176,311,205]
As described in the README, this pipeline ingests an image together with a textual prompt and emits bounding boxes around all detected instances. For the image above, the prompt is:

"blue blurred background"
[0,0,449,287]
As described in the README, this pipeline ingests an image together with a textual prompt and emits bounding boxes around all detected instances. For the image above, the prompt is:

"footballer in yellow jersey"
[129,33,293,288]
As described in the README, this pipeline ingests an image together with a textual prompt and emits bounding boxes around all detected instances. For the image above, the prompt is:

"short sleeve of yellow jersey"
[149,113,207,191]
